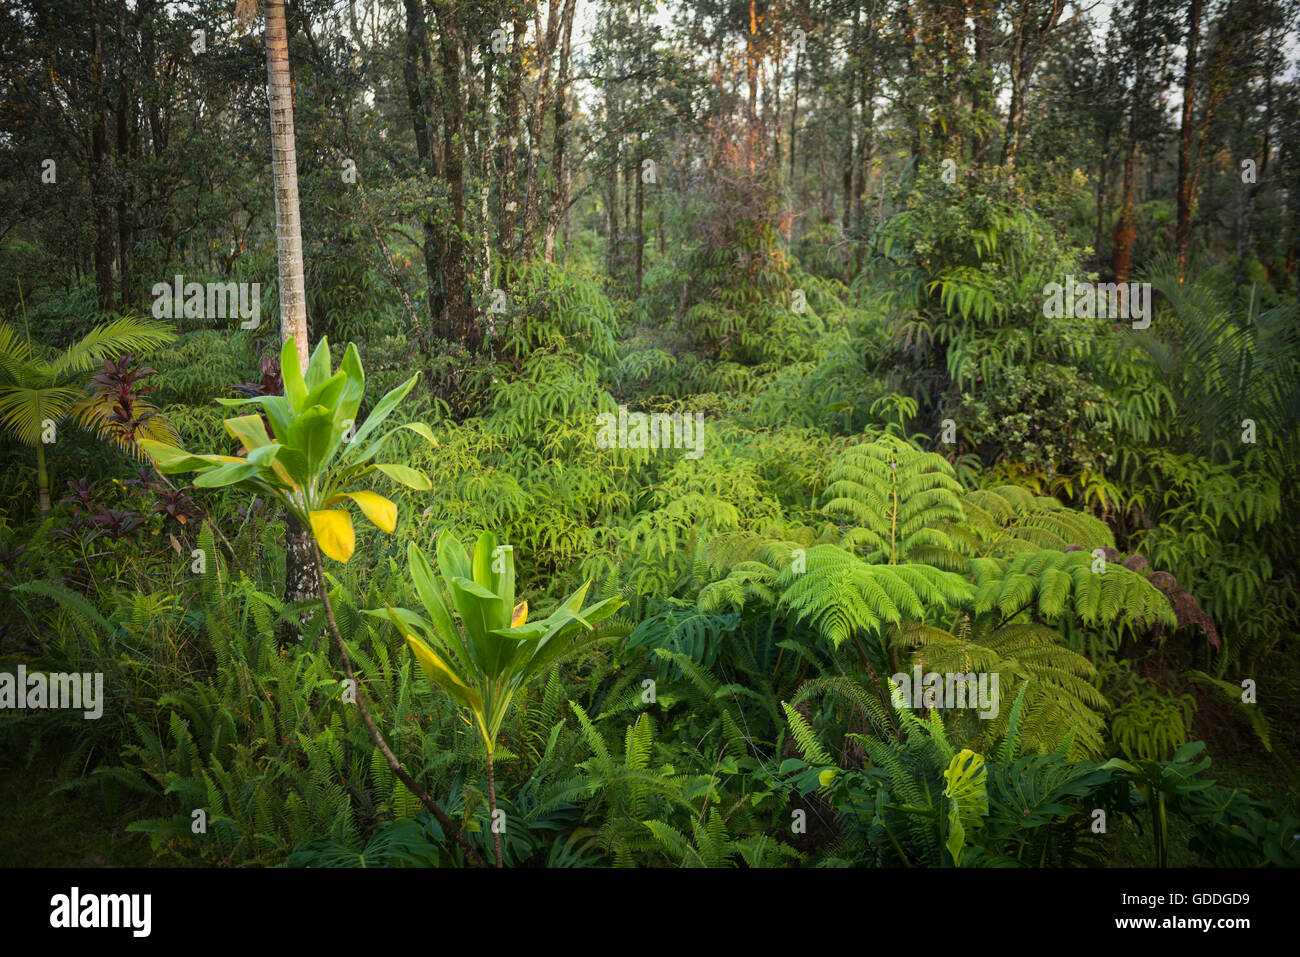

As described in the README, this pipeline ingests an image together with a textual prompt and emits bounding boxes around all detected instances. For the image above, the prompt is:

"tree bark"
[545,0,577,263]
[499,14,526,258]
[523,0,558,252]
[788,46,800,182]
[1112,0,1150,284]
[264,0,314,627]
[1001,0,1066,170]
[1175,0,1202,281]
[90,0,115,311]
[486,750,503,867]
[431,1,470,347]
[841,1,859,231]
[265,0,310,360]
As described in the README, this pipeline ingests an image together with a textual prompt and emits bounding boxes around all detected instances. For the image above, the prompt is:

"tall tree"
[238,0,314,613]
[1001,0,1068,169]
[1175,0,1203,280]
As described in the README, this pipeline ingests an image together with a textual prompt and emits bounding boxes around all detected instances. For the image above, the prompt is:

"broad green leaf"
[223,414,272,451]
[407,544,459,647]
[364,605,433,643]
[375,463,432,490]
[343,373,419,455]
[347,423,436,466]
[214,394,293,440]
[304,337,332,391]
[139,439,242,473]
[448,575,504,673]
[452,576,500,602]
[436,532,473,590]
[302,369,348,420]
[246,443,297,488]
[287,406,339,478]
[472,531,496,588]
[336,343,366,426]
[193,460,259,488]
[401,421,438,446]
[405,635,481,713]
[280,338,308,410]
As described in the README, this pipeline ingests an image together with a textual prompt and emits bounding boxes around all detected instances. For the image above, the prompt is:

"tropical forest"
[1,0,1299,882]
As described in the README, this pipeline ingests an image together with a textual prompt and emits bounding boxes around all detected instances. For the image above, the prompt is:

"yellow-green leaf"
[340,490,397,533]
[223,414,272,452]
[818,768,838,787]
[405,635,482,712]
[375,462,432,490]
[310,509,355,562]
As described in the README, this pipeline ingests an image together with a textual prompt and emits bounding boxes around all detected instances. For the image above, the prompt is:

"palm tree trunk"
[263,0,316,630]
[264,0,309,359]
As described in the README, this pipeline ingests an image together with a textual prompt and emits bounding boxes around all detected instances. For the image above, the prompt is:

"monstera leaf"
[943,749,988,867]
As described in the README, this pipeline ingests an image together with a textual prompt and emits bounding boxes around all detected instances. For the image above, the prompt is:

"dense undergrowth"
[3,172,1299,868]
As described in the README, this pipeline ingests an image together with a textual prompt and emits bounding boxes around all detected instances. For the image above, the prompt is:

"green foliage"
[141,337,433,563]
[1111,681,1196,762]
[820,435,965,564]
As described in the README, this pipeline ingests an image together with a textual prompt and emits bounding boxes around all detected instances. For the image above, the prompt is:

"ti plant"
[372,533,624,867]
[138,337,487,867]
[140,336,433,562]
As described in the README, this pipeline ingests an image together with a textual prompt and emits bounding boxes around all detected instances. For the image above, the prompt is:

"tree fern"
[820,435,965,564]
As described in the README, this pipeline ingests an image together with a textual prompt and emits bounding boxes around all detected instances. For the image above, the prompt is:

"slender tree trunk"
[971,3,994,162]
[499,14,526,258]
[485,750,503,867]
[899,0,921,171]
[1175,0,1202,281]
[90,0,115,311]
[36,442,50,515]
[1238,41,1273,296]
[841,1,859,231]
[635,136,645,296]
[788,46,800,182]
[1095,128,1110,266]
[265,0,309,360]
[264,0,315,626]
[115,1,134,307]
[431,1,469,346]
[523,0,558,251]
[1000,0,1065,171]
[746,0,759,131]
[402,0,438,348]
[478,38,494,316]
[314,543,487,868]
[545,0,577,263]
[1112,0,1149,285]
